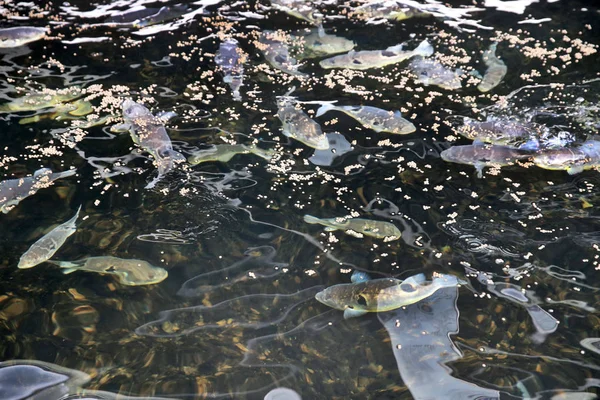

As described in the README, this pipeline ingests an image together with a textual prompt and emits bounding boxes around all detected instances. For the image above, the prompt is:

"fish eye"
[356,295,367,306]
[400,283,416,292]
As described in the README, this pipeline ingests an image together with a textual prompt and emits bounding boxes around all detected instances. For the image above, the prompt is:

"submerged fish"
[315,271,462,319]
[215,38,246,101]
[277,97,329,150]
[409,57,462,90]
[258,31,307,77]
[49,256,168,286]
[105,4,188,28]
[188,144,275,165]
[0,26,47,48]
[316,103,415,134]
[319,39,433,70]
[269,0,323,26]
[116,99,186,189]
[457,117,543,150]
[440,143,532,178]
[292,29,355,59]
[0,87,83,113]
[351,1,429,21]
[533,140,600,175]
[477,43,507,93]
[304,214,401,240]
[0,168,76,214]
[18,206,81,269]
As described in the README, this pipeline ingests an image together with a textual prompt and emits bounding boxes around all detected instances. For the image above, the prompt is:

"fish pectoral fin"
[343,308,368,319]
[323,226,338,232]
[61,268,78,275]
[110,123,131,133]
[567,165,585,175]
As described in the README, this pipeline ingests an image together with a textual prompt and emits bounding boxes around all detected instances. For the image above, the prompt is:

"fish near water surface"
[319,39,433,70]
[409,57,462,90]
[215,38,246,101]
[18,206,81,269]
[269,0,323,26]
[315,271,462,319]
[0,26,47,48]
[440,143,533,178]
[0,168,76,214]
[277,97,329,150]
[304,214,401,240]
[291,29,355,59]
[350,1,429,21]
[316,103,415,134]
[477,43,507,93]
[533,140,600,175]
[258,30,307,77]
[0,87,83,113]
[457,117,543,150]
[188,144,275,165]
[49,256,168,286]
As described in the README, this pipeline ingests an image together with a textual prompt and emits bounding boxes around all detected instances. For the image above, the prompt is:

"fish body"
[188,144,275,165]
[316,103,415,134]
[18,206,81,269]
[319,39,433,70]
[105,5,188,27]
[258,31,307,77]
[351,1,429,21]
[315,272,461,318]
[458,117,543,150]
[269,0,323,26]
[277,99,328,150]
[533,140,600,175]
[304,214,401,240]
[477,43,507,93]
[50,256,168,286]
[0,87,83,113]
[120,99,185,188]
[0,26,46,48]
[292,29,355,59]
[409,57,462,90]
[215,38,245,101]
[0,168,76,214]
[440,143,532,178]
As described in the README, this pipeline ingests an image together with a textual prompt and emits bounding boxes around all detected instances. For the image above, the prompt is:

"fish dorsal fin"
[33,168,51,178]
[351,270,371,283]
[393,110,402,118]
[386,44,404,53]
[403,273,426,286]
[344,308,368,319]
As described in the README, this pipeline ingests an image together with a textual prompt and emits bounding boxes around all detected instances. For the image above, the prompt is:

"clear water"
[1,0,600,399]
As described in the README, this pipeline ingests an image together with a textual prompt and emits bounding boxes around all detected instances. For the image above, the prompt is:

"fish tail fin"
[413,40,434,57]
[303,214,322,225]
[55,169,77,179]
[67,205,82,225]
[315,102,337,117]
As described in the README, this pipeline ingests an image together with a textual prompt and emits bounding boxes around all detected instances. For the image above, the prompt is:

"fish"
[408,57,462,90]
[18,99,96,125]
[269,0,323,26]
[105,4,188,28]
[188,144,275,165]
[477,43,507,93]
[116,99,186,189]
[0,168,76,214]
[350,1,429,21]
[0,87,83,113]
[258,30,307,77]
[18,206,81,269]
[457,117,543,150]
[291,29,355,59]
[315,103,415,134]
[440,142,533,178]
[319,39,433,70]
[215,38,246,101]
[0,26,47,48]
[277,96,329,150]
[533,140,600,175]
[304,214,401,240]
[48,256,168,286]
[315,270,462,319]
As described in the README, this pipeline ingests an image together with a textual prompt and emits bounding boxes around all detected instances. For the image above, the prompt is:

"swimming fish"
[0,87,83,113]
[258,30,307,77]
[215,38,246,101]
[18,99,96,125]
[0,168,76,214]
[350,1,429,21]
[533,140,600,175]
[105,4,188,28]
[0,26,47,48]
[18,206,81,269]
[188,144,275,165]
[304,214,401,240]
[291,29,355,59]
[315,271,462,319]
[477,43,507,93]
[409,57,462,90]
[319,39,433,70]
[277,97,329,150]
[49,256,168,286]
[440,142,533,178]
[457,117,543,150]
[315,103,415,134]
[269,0,323,26]
[115,99,186,189]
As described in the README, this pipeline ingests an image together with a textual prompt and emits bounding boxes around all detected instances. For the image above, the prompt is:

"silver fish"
[215,38,246,101]
[319,39,433,70]
[440,142,532,178]
[304,214,401,240]
[117,99,186,189]
[0,168,76,214]
[0,87,83,113]
[477,43,507,93]
[269,0,323,26]
[0,26,47,48]
[457,117,543,150]
[292,29,355,59]
[409,57,462,90]
[533,140,600,175]
[49,256,168,286]
[277,97,329,150]
[351,1,429,21]
[188,144,275,165]
[18,206,81,269]
[258,30,307,77]
[316,103,415,134]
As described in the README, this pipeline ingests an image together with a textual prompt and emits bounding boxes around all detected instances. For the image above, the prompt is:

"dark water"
[1,0,600,399]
